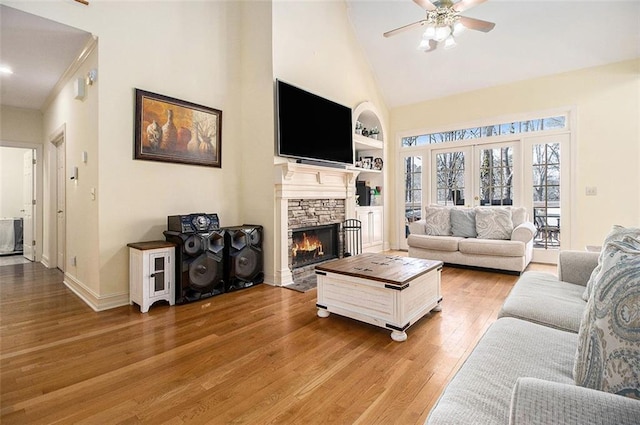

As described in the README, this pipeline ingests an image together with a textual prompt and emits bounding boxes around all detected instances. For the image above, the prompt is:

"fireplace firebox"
[291,224,340,269]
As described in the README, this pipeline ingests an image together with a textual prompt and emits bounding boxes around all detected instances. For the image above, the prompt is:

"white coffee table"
[315,253,443,342]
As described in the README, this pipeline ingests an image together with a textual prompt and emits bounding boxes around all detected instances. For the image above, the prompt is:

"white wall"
[390,59,640,250]
[0,147,26,218]
[42,44,100,297]
[10,1,244,309]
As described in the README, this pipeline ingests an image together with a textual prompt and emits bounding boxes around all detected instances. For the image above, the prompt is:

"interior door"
[22,150,35,261]
[56,142,66,271]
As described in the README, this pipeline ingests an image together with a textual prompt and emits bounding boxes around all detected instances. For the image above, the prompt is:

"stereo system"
[163,213,263,305]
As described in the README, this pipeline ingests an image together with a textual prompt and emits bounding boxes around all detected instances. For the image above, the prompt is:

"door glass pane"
[533,143,561,249]
[153,257,165,292]
[479,147,513,206]
[404,156,422,236]
[435,151,465,206]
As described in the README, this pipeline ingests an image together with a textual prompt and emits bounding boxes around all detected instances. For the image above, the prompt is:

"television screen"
[276,80,353,166]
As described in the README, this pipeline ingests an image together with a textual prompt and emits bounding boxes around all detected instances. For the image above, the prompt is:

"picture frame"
[134,89,222,168]
[361,156,373,169]
[373,157,383,170]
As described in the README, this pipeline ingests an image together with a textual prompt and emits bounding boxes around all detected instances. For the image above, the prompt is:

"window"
[401,116,566,147]
[403,156,422,233]
[479,147,513,206]
[532,143,561,248]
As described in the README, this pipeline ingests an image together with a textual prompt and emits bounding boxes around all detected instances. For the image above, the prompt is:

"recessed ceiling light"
[0,65,14,75]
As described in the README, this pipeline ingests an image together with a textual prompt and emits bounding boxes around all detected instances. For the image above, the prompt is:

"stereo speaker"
[222,225,264,292]
[164,229,226,304]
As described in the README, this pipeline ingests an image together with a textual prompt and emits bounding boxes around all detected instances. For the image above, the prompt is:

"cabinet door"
[370,209,383,245]
[357,209,372,246]
[148,252,170,298]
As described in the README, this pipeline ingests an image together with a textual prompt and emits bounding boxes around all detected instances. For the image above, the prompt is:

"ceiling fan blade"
[458,16,495,32]
[453,0,487,13]
[413,0,437,11]
[383,20,426,38]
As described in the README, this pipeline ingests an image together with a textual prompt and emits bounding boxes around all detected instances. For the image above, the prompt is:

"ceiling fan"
[383,0,495,52]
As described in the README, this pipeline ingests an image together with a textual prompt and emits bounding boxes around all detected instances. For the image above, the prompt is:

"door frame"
[50,124,66,271]
[0,141,43,263]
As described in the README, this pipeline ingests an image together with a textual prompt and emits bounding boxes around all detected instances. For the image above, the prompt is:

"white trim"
[42,36,97,111]
[49,124,66,270]
[64,273,129,312]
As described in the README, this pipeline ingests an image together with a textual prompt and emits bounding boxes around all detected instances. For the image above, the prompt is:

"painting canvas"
[135,89,222,167]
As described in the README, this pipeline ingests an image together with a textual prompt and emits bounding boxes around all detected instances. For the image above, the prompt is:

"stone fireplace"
[274,162,359,286]
[288,202,343,283]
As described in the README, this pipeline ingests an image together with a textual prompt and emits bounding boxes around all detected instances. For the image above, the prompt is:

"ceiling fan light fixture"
[444,35,457,49]
[453,20,465,35]
[418,38,432,50]
[423,25,436,39]
[434,25,451,42]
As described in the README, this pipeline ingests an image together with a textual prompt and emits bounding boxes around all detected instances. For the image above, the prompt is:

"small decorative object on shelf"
[355,121,363,135]
[362,128,369,137]
[361,156,373,169]
[369,127,380,140]
[373,157,383,170]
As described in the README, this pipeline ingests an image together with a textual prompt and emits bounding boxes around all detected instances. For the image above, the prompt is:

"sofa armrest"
[557,250,599,286]
[510,377,640,425]
[408,219,426,235]
[511,221,536,243]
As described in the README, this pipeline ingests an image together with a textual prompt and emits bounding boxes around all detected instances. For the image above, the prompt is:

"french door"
[430,141,520,208]
[400,136,570,262]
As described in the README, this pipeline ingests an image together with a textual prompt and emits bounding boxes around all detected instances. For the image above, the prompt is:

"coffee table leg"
[391,330,407,342]
[317,308,330,318]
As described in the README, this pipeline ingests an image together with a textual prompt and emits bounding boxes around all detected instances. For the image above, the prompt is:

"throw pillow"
[424,206,452,236]
[475,207,513,240]
[508,207,528,227]
[573,236,640,398]
[450,208,477,238]
[582,225,640,301]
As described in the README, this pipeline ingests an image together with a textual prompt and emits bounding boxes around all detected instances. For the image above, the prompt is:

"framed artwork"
[134,89,222,168]
[361,156,373,169]
[373,157,383,170]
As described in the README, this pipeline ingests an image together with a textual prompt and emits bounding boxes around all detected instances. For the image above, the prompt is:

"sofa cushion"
[450,208,477,238]
[406,234,461,252]
[574,236,640,398]
[475,207,514,240]
[459,238,525,257]
[508,206,528,227]
[424,206,452,236]
[582,225,640,301]
[498,272,586,333]
[427,318,576,425]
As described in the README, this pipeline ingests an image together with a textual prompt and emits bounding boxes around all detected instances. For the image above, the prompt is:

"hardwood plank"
[0,259,555,424]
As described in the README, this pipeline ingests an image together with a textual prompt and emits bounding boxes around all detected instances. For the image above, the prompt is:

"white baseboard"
[41,255,51,268]
[64,273,130,311]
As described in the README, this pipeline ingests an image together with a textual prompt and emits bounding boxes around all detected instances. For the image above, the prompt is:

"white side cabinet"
[128,241,175,313]
[356,206,383,252]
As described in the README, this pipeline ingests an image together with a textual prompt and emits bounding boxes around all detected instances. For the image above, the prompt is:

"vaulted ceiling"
[1,2,639,111]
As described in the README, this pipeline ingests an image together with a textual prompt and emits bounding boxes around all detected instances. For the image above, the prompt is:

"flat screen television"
[276,80,353,166]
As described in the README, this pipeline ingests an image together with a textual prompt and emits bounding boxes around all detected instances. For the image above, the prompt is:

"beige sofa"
[426,228,640,424]
[408,206,536,273]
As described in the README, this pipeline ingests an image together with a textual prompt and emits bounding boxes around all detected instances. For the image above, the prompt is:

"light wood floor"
[1,259,554,424]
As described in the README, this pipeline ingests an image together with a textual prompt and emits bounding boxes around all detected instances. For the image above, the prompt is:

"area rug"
[284,275,317,293]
